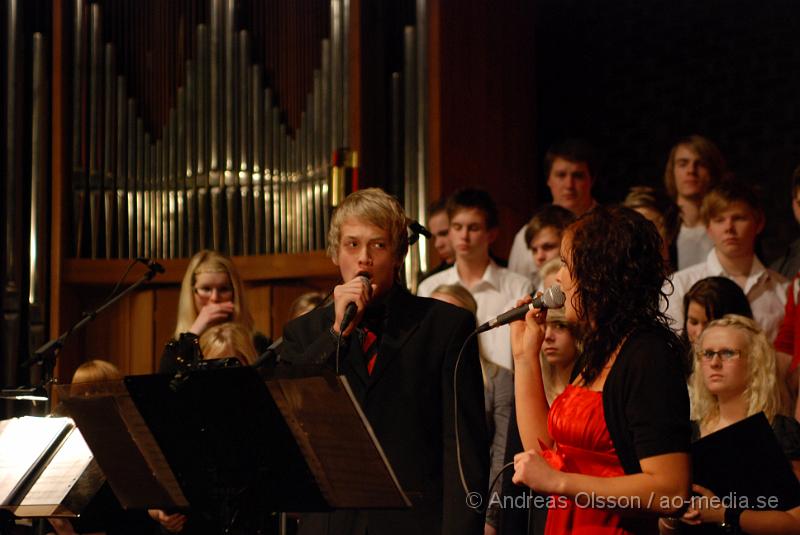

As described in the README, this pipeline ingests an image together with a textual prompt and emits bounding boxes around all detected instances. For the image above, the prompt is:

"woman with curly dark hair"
[510,205,692,534]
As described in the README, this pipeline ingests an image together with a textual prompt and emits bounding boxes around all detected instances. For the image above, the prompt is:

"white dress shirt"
[676,224,714,270]
[418,261,534,370]
[665,249,788,341]
[507,224,538,285]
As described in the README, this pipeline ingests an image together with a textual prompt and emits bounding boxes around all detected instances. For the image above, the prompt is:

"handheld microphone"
[339,272,372,334]
[475,285,566,334]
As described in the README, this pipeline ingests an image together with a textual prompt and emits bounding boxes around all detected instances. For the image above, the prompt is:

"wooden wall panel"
[66,288,158,376]
[270,277,339,339]
[154,286,181,364]
[245,284,272,339]
[129,289,155,374]
[76,289,127,374]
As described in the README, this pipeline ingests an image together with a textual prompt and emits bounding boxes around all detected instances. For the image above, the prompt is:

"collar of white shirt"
[706,248,768,295]
[449,259,503,292]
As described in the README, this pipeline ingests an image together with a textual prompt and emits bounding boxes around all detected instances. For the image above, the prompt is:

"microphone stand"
[21,262,164,413]
[253,337,283,369]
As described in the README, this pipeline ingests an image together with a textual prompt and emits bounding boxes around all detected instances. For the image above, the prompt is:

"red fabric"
[776,276,800,373]
[543,385,631,535]
[362,328,378,375]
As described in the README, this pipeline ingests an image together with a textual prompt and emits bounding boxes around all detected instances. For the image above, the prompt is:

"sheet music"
[0,417,73,505]
[20,428,94,506]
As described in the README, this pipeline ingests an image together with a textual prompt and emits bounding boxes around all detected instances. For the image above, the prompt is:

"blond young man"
[665,180,788,341]
[281,188,488,535]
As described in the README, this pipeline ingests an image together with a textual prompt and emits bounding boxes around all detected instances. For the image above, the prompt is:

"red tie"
[362,328,379,375]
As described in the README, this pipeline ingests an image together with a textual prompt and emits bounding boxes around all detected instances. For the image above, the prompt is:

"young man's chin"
[718,246,752,260]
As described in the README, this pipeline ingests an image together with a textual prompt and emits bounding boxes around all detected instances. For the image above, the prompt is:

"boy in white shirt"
[665,180,788,341]
[419,189,533,369]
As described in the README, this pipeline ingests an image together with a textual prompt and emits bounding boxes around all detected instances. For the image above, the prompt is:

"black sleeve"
[440,308,488,535]
[773,415,800,461]
[689,420,701,443]
[279,310,350,366]
[620,331,691,463]
[158,332,200,374]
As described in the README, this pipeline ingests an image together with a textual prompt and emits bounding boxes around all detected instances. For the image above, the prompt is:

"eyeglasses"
[698,348,742,361]
[193,286,233,298]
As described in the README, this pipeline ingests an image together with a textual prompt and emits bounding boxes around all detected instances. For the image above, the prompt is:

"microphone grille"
[542,285,566,308]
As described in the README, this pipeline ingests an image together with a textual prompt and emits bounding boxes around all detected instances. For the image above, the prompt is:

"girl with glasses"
[664,314,800,533]
[159,250,265,374]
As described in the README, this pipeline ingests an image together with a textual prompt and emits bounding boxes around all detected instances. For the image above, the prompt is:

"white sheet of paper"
[0,417,73,505]
[20,428,93,506]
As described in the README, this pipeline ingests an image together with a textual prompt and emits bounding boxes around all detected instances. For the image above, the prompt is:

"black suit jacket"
[280,286,489,535]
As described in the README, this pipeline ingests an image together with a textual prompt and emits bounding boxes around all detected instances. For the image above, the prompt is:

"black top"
[280,285,488,535]
[691,414,800,460]
[159,331,271,374]
[602,326,692,475]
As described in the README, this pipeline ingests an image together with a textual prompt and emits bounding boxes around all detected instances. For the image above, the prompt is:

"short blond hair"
[327,188,410,264]
[72,359,123,384]
[199,322,258,365]
[700,180,763,226]
[690,314,784,426]
[430,284,478,315]
[539,257,562,285]
[175,250,252,338]
[288,291,327,321]
[70,359,124,397]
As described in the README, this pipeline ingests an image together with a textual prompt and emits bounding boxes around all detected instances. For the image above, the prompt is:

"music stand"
[57,366,409,520]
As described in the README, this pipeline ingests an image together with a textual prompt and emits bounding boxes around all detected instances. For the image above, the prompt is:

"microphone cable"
[452,329,482,512]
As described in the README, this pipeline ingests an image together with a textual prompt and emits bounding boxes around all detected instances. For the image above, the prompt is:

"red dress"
[542,384,632,535]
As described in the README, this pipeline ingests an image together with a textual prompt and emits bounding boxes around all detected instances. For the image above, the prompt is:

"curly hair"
[690,315,783,426]
[567,205,681,384]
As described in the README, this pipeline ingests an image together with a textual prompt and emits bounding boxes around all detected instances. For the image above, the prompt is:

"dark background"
[533,0,800,262]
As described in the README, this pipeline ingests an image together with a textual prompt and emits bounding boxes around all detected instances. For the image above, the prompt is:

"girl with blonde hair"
[668,314,800,533]
[175,250,252,338]
[161,250,265,374]
[690,314,794,449]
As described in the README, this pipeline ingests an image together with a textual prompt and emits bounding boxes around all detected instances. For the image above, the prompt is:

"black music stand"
[57,366,409,527]
[691,412,800,510]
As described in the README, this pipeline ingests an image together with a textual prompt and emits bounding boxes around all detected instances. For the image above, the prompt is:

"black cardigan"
[602,326,691,475]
